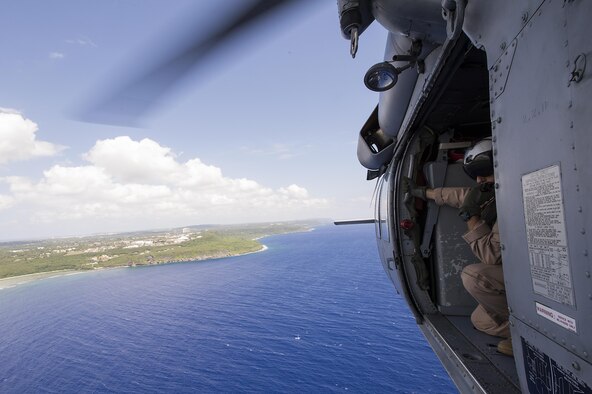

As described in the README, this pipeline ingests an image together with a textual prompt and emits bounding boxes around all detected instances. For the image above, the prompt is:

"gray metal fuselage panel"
[471,0,592,391]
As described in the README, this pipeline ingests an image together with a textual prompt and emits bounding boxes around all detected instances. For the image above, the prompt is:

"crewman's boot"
[497,338,513,357]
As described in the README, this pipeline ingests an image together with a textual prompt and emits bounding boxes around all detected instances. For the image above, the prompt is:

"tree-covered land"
[0,220,326,279]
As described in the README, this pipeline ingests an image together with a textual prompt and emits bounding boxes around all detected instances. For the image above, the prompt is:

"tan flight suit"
[432,187,510,338]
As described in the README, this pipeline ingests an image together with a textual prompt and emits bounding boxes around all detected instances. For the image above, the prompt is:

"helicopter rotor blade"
[79,0,301,126]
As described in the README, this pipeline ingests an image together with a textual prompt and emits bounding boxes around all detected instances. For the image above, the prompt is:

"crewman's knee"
[461,263,505,295]
[471,305,510,338]
[461,264,482,296]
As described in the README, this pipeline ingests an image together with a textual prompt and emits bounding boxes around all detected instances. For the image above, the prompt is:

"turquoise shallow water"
[0,224,456,393]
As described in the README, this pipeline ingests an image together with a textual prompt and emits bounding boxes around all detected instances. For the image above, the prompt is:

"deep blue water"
[0,224,456,393]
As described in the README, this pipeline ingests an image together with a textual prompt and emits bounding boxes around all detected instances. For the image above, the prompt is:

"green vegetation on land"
[0,220,327,279]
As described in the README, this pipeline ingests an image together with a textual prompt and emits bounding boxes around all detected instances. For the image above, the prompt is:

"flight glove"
[402,176,427,200]
[459,183,495,222]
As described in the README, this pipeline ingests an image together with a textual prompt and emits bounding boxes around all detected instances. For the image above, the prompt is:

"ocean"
[0,224,456,393]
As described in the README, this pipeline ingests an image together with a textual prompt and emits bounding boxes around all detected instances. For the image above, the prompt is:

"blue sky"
[0,1,389,240]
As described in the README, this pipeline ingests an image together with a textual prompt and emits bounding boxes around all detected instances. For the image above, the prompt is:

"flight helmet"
[463,137,494,179]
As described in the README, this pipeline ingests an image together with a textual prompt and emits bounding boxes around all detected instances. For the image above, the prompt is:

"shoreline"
[0,244,268,291]
[0,270,86,290]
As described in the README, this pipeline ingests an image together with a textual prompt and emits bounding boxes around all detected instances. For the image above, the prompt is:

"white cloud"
[0,110,64,163]
[65,36,97,47]
[279,184,309,199]
[0,194,15,210]
[49,52,65,59]
[84,136,181,184]
[240,143,309,160]
[0,107,21,115]
[1,136,328,238]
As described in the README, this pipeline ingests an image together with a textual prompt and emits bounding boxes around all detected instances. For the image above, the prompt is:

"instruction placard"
[522,165,574,306]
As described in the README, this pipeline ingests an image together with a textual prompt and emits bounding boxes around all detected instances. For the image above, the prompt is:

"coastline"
[0,270,85,290]
[0,243,269,291]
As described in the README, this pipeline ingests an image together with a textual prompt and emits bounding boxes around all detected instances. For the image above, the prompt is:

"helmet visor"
[463,153,493,179]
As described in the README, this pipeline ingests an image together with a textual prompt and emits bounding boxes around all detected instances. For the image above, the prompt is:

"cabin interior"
[392,41,521,392]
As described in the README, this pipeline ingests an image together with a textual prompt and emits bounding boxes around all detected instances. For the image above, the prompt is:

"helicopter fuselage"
[341,0,592,392]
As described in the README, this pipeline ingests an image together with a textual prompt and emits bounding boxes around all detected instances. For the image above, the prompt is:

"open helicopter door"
[366,18,523,389]
[463,0,592,391]
[392,126,523,394]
